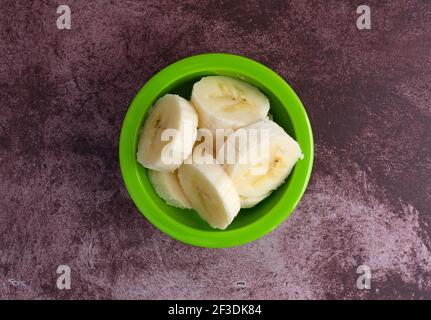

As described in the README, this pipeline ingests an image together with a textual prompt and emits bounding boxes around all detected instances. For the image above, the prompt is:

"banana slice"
[222,119,303,199]
[240,193,270,209]
[148,170,192,209]
[191,76,269,133]
[178,152,240,230]
[137,94,198,172]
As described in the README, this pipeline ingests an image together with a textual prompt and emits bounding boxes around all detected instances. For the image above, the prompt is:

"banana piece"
[137,94,198,172]
[191,76,269,133]
[222,119,303,199]
[178,152,241,230]
[148,170,192,209]
[240,193,270,209]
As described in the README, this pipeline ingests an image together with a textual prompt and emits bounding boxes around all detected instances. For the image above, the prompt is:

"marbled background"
[0,0,430,299]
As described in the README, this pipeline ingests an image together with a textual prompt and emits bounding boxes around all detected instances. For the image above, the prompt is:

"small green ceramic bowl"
[119,53,313,248]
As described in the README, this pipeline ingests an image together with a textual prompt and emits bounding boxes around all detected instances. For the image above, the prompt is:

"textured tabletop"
[0,0,430,299]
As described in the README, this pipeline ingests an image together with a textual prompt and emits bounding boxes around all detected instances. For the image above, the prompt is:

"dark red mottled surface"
[0,0,430,299]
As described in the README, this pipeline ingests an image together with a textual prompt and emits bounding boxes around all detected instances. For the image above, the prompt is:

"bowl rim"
[119,53,314,248]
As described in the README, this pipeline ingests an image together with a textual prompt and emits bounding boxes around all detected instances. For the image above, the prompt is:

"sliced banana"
[137,94,198,172]
[148,170,192,209]
[240,193,270,209]
[178,152,240,230]
[191,76,269,133]
[222,119,303,199]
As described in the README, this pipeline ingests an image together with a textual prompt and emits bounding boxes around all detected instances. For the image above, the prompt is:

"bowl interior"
[137,72,297,232]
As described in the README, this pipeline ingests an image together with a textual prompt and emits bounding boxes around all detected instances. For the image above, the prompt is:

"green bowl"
[119,53,314,248]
